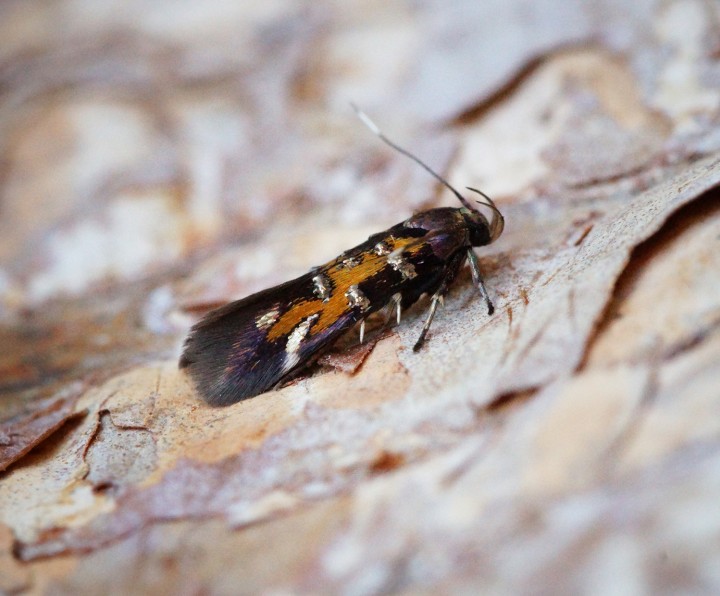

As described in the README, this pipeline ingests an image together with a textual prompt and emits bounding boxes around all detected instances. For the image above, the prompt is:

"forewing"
[180,210,471,406]
[180,272,356,406]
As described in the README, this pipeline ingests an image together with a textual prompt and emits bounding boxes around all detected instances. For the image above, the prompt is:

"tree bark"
[1,1,720,593]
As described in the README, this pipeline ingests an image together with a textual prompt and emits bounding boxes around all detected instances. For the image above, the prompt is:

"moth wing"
[180,272,356,406]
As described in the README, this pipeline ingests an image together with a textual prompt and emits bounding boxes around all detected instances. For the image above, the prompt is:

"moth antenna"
[465,187,502,220]
[351,103,475,211]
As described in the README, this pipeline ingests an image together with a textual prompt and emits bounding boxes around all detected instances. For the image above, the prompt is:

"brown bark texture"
[1,1,720,594]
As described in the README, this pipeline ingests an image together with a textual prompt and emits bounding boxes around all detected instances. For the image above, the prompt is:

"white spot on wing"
[312,274,331,302]
[256,308,280,330]
[387,248,417,280]
[338,255,361,269]
[374,238,393,256]
[282,314,319,373]
[345,284,370,311]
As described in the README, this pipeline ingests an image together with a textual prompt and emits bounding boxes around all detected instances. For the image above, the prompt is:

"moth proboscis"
[180,107,505,406]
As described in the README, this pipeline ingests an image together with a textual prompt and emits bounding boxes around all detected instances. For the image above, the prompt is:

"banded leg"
[383,293,402,327]
[413,288,447,352]
[412,251,467,352]
[393,293,402,325]
[413,282,449,352]
[467,248,494,315]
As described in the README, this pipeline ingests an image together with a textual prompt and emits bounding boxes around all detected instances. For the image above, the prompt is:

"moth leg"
[413,289,445,352]
[383,293,402,327]
[413,273,454,352]
[413,251,467,352]
[359,319,366,344]
[467,248,494,316]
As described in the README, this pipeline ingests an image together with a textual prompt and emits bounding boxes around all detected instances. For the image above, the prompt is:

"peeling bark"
[1,0,720,593]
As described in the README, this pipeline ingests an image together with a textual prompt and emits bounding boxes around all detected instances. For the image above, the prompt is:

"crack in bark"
[578,182,720,371]
[449,55,549,126]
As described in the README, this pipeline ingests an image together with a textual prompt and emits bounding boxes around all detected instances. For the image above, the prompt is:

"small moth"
[180,107,504,406]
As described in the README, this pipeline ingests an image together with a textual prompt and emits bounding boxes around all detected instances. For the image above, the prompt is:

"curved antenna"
[352,103,475,211]
[465,187,503,220]
[466,187,505,242]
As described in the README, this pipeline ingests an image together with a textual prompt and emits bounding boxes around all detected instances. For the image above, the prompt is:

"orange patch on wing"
[267,299,323,340]
[268,235,425,341]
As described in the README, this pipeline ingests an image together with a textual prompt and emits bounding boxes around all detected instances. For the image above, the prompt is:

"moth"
[180,108,504,406]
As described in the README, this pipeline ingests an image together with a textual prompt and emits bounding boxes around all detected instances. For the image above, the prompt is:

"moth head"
[464,187,504,245]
